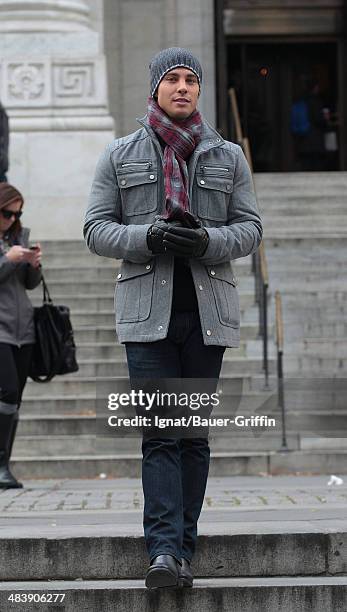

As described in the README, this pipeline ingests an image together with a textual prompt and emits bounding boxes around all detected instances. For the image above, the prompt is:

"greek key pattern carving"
[53,64,94,100]
[1,59,102,108]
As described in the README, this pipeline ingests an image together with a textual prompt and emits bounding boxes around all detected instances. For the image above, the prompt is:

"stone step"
[279,339,347,358]
[264,228,347,239]
[281,323,347,340]
[72,322,264,344]
[275,291,347,304]
[1,577,346,612]
[256,195,347,209]
[73,340,272,360]
[31,275,256,294]
[9,448,347,478]
[23,375,276,398]
[254,169,347,185]
[19,382,347,415]
[14,410,347,439]
[283,355,347,374]
[20,396,98,415]
[264,215,347,227]
[269,271,347,283]
[30,293,259,315]
[32,357,274,378]
[38,258,253,277]
[265,237,347,249]
[13,433,303,456]
[31,292,259,316]
[12,429,347,456]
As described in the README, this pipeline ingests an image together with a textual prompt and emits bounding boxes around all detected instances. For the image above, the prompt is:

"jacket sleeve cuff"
[133,224,152,258]
[198,227,234,263]
[0,254,17,282]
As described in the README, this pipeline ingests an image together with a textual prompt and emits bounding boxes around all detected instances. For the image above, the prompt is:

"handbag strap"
[40,271,53,304]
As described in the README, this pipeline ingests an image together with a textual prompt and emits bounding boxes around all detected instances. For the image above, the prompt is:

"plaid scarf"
[147,97,202,220]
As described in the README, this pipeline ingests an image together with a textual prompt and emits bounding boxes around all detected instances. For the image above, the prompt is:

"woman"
[0,183,42,488]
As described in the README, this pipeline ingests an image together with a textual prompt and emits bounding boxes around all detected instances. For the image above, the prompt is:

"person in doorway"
[84,47,262,588]
[291,79,328,171]
[0,101,9,183]
[0,183,42,488]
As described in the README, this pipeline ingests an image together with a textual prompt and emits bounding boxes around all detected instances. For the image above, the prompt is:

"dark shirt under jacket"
[156,135,198,312]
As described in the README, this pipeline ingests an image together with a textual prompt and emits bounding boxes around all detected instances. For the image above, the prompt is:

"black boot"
[0,409,23,489]
[7,412,19,461]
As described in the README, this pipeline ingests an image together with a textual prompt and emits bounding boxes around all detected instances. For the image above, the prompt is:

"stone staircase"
[254,171,347,454]
[13,171,347,478]
[1,473,347,611]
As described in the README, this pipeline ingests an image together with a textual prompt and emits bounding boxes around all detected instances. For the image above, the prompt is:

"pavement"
[0,474,347,538]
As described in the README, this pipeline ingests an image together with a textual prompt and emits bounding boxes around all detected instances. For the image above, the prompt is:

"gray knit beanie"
[149,47,202,97]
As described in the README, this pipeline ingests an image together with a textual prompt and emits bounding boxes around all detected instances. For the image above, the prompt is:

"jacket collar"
[136,114,225,154]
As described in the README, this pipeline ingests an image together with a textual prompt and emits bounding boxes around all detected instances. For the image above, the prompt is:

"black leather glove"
[146,216,183,254]
[162,225,209,258]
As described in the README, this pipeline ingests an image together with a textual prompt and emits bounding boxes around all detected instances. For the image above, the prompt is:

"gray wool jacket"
[83,116,263,347]
[0,227,42,346]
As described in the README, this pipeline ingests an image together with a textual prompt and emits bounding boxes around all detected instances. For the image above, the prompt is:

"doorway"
[227,42,339,172]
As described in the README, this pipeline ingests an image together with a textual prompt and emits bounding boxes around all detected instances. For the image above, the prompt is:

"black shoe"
[145,554,180,589]
[0,463,23,489]
[179,558,193,587]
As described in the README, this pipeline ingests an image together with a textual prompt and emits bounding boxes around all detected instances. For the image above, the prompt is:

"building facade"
[0,0,345,238]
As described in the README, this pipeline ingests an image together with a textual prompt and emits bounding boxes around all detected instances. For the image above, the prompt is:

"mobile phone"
[30,245,39,251]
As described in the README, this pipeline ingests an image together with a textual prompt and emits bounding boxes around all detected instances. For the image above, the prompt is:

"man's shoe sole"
[145,567,178,589]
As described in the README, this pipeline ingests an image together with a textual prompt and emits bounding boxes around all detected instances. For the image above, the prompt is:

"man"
[0,101,9,182]
[84,47,263,589]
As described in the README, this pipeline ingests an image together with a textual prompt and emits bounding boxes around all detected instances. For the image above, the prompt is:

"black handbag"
[29,274,79,382]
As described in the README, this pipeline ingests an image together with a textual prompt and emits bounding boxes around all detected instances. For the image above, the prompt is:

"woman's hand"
[5,245,31,264]
[26,243,42,268]
[5,244,42,268]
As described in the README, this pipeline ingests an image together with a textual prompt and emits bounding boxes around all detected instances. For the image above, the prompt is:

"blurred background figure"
[0,183,42,489]
[290,77,329,171]
[0,101,9,183]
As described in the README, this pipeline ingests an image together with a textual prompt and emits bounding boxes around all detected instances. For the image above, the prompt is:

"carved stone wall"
[0,0,114,239]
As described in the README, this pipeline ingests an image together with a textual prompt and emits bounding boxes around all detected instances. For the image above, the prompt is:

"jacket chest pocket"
[115,260,155,323]
[116,161,158,220]
[194,165,233,223]
[207,263,239,328]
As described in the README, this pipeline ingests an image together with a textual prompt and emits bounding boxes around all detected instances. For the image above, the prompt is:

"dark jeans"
[125,310,225,564]
[0,343,33,407]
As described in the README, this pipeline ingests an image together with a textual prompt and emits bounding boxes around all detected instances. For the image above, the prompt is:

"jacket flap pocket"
[207,263,237,286]
[196,174,233,194]
[117,170,158,189]
[116,260,154,282]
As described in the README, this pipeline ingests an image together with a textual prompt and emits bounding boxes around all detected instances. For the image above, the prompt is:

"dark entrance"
[227,43,339,172]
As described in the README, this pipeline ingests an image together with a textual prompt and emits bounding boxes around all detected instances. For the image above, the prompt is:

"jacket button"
[206,329,212,336]
[226,185,231,191]
[200,179,205,185]
[149,174,155,180]
[120,179,126,186]
[161,279,166,285]
[210,270,215,276]
[158,325,163,330]
[145,264,151,270]
[198,285,203,290]
[117,273,122,279]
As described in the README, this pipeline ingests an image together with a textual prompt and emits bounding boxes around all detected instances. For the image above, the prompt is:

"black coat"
[0,103,9,177]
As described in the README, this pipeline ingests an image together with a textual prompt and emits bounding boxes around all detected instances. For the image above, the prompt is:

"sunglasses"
[1,209,22,220]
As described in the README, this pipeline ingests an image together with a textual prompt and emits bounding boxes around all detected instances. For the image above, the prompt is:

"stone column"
[0,0,115,239]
